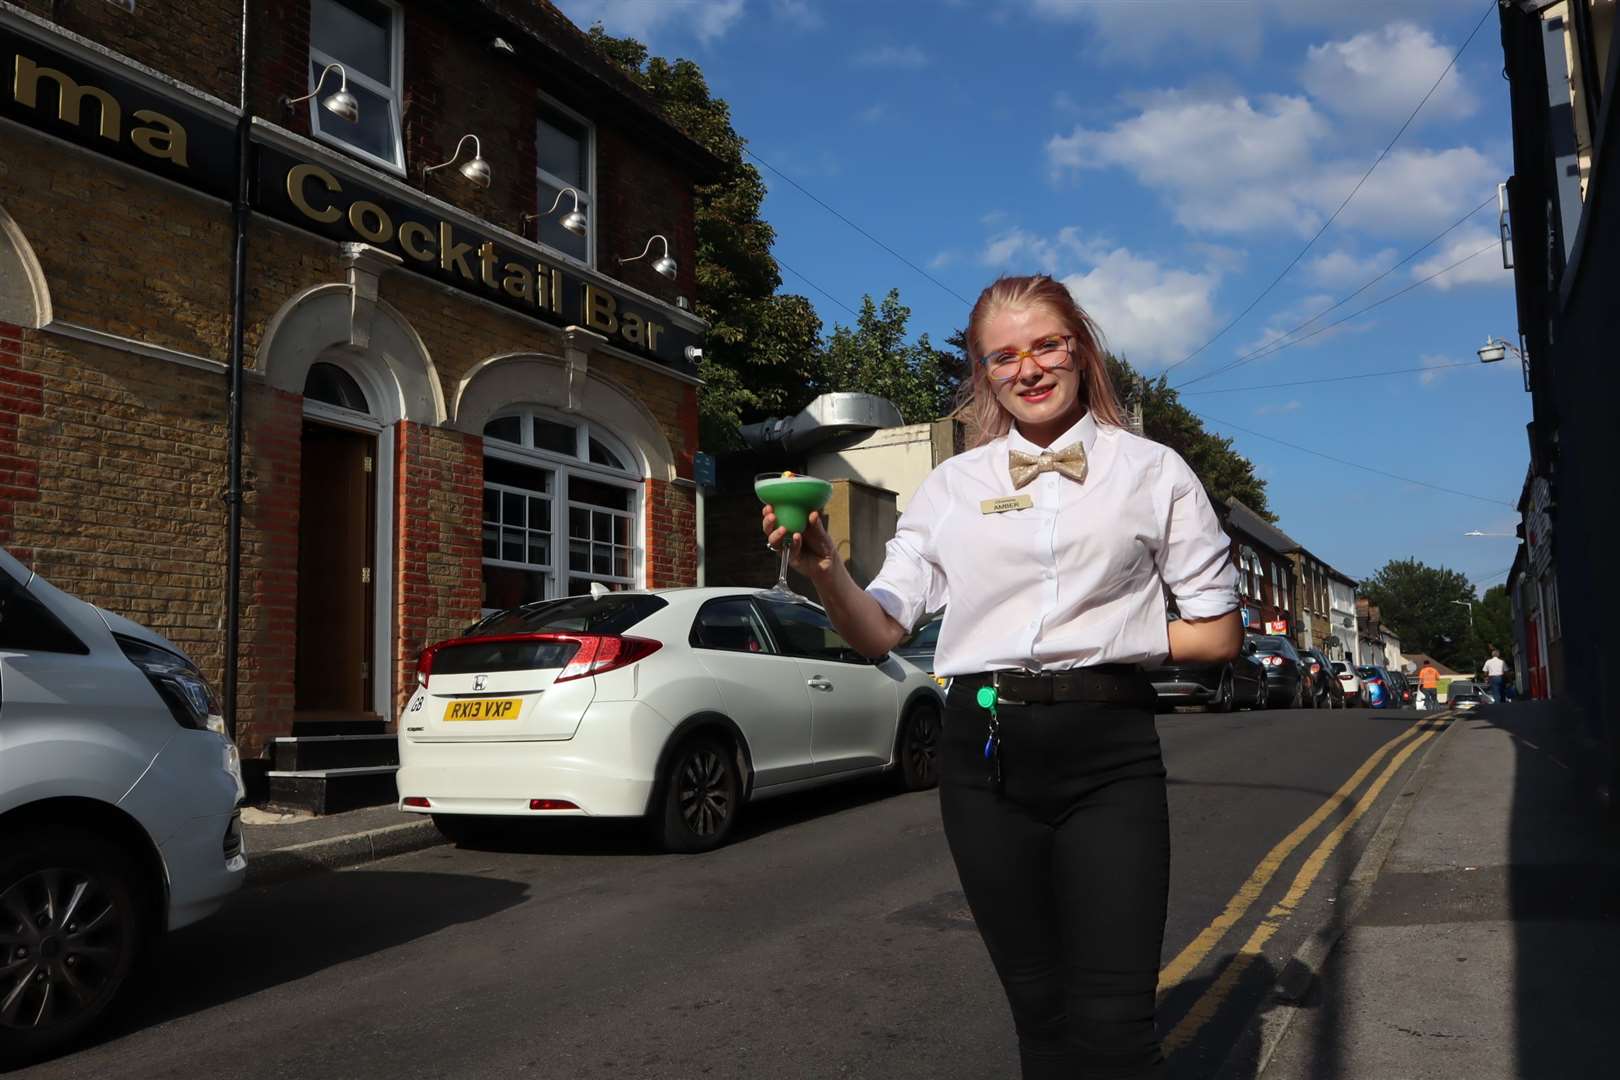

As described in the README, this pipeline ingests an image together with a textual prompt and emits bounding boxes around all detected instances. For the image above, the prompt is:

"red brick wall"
[645,477,695,588]
[0,323,42,565]
[15,0,243,102]
[393,420,483,716]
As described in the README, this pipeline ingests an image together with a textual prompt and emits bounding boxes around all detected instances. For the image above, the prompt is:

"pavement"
[1240,700,1620,1079]
[240,802,441,886]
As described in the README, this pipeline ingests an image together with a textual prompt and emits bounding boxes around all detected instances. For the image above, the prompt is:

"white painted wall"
[807,422,938,513]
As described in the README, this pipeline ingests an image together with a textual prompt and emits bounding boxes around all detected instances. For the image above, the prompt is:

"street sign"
[693,451,716,491]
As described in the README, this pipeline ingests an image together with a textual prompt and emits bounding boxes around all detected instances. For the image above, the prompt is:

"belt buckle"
[992,670,1021,707]
[994,668,1044,706]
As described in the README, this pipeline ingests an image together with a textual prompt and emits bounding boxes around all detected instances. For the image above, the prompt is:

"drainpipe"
[222,0,251,741]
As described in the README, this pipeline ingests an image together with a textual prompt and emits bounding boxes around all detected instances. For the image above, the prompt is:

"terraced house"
[0,0,715,802]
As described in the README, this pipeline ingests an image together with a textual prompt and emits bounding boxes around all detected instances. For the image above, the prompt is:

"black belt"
[953,665,1152,707]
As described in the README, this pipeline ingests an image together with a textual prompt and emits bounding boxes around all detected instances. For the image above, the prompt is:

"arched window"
[1239,546,1263,601]
[481,408,640,609]
[303,361,371,413]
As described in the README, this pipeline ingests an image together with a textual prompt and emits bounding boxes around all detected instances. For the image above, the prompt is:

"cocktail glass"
[755,471,833,602]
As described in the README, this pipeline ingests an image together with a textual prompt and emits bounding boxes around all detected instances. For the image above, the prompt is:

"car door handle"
[807,676,833,692]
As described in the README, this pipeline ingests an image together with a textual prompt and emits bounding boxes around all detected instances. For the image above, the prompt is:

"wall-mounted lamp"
[283,62,359,123]
[1476,336,1512,364]
[491,37,516,55]
[423,134,492,189]
[620,234,677,280]
[684,346,703,363]
[523,188,588,237]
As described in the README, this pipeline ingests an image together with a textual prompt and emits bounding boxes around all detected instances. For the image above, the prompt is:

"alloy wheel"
[0,869,127,1033]
[905,706,940,787]
[676,746,733,838]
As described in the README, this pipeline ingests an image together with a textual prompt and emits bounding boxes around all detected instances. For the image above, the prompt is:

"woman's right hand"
[761,504,839,581]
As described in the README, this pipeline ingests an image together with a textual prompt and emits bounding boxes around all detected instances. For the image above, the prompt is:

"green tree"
[1106,356,1272,518]
[586,29,822,448]
[813,290,962,424]
[1360,558,1476,667]
[1459,584,1514,676]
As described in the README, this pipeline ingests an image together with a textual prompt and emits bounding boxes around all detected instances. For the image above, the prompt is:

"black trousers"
[939,685,1170,1080]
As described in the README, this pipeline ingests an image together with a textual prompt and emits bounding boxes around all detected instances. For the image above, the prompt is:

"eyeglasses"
[980,334,1075,383]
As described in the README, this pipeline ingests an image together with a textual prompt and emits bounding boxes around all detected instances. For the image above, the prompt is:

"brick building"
[0,0,714,773]
[1220,498,1297,639]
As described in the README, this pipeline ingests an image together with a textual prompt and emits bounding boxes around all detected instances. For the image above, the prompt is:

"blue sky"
[557,0,1529,593]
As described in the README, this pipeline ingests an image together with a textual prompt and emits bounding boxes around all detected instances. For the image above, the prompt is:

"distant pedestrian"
[1483,648,1507,703]
[1418,660,1439,709]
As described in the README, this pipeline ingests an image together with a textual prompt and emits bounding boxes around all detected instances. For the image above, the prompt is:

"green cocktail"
[755,471,833,600]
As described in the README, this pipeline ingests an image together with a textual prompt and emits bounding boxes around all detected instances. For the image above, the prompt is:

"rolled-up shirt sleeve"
[1156,454,1239,619]
[865,473,949,631]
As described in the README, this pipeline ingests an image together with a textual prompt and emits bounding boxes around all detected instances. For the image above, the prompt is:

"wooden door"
[295,423,376,713]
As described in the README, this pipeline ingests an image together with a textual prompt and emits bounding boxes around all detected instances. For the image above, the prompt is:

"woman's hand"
[761,504,839,580]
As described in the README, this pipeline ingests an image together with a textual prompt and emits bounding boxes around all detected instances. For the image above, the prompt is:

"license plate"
[444,698,521,721]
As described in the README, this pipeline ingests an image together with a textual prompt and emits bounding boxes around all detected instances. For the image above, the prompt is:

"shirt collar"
[1006,410,1099,458]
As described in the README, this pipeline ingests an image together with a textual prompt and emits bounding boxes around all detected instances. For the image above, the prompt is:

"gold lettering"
[347,200,394,244]
[286,164,341,224]
[14,56,121,140]
[619,311,644,346]
[478,242,500,289]
[646,322,664,354]
[501,262,535,303]
[399,221,436,262]
[129,109,188,166]
[583,285,618,334]
[439,221,474,279]
[550,268,564,315]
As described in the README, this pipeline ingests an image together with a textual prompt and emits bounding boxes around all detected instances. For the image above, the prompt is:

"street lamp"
[1464,530,1516,537]
[1450,598,1475,632]
[1477,335,1531,392]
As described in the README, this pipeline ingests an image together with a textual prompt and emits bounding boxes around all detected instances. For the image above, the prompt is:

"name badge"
[980,494,1033,515]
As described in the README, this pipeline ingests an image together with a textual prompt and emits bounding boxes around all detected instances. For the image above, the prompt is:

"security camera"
[684,346,703,363]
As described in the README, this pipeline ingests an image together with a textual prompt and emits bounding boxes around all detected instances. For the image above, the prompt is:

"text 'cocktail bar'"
[0,0,717,795]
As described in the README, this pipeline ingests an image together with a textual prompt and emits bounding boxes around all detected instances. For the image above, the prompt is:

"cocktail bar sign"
[1,21,700,372]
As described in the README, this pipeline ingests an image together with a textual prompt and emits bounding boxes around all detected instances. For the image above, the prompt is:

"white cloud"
[1255,400,1303,416]
[856,102,889,125]
[1048,93,1500,239]
[1419,353,1456,386]
[1412,226,1511,289]
[851,44,929,69]
[771,0,821,28]
[976,226,1223,365]
[555,0,746,44]
[1308,247,1399,287]
[1025,1,1482,65]
[1302,22,1477,128]
[928,249,963,271]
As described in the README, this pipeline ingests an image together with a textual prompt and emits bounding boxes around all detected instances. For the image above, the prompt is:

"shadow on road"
[1160,950,1279,1080]
[88,869,529,1046]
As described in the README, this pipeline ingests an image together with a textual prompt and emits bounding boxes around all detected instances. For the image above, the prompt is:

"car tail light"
[529,799,578,811]
[555,635,662,682]
[402,796,431,808]
[1309,662,1321,673]
[1262,655,1283,667]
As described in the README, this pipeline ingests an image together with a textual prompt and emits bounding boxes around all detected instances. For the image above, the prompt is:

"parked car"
[396,588,945,853]
[1147,643,1268,713]
[1298,647,1344,709]
[0,547,246,1066]
[1445,679,1495,711]
[1356,665,1400,709]
[1388,669,1416,707]
[1332,660,1363,707]
[895,614,943,684]
[1249,634,1308,708]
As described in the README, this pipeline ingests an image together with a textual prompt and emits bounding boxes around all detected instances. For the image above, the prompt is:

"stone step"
[272,733,399,772]
[266,765,398,816]
[290,715,387,737]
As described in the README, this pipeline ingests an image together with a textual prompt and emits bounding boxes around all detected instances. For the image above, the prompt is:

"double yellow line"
[1158,716,1447,1052]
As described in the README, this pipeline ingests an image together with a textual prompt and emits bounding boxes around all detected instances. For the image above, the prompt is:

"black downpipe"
[223,2,251,741]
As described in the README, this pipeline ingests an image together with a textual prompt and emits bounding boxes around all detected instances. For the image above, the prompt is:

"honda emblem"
[473,674,488,691]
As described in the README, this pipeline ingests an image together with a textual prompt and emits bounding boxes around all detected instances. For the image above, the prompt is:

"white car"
[1332,660,1362,707]
[397,588,944,852]
[0,547,245,1065]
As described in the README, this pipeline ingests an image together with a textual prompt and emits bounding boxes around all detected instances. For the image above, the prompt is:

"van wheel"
[0,827,145,1068]
[895,701,940,791]
[651,735,740,853]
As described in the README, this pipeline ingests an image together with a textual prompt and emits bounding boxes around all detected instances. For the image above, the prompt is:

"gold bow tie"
[1009,444,1088,489]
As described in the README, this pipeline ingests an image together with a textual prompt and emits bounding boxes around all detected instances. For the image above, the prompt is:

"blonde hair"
[952,275,1126,448]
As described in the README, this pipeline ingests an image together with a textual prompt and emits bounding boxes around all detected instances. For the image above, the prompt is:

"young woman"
[763,274,1241,1079]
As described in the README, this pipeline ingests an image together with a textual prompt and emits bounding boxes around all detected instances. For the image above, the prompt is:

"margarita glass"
[755,471,833,601]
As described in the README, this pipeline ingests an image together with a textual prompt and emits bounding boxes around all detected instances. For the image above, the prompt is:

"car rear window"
[432,638,581,676]
[1251,638,1291,654]
[467,594,668,638]
[1356,666,1380,678]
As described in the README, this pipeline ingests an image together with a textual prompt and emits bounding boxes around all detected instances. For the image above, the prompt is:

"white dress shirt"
[866,412,1239,675]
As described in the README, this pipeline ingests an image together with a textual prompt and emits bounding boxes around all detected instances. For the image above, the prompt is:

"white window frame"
[480,408,641,610]
[534,92,596,269]
[308,0,406,176]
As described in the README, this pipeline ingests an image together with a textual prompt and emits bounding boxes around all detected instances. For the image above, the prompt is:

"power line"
[774,255,864,321]
[1179,360,1482,396]
[745,147,973,307]
[1157,0,1498,380]
[1192,410,1515,508]
[1173,241,1498,390]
